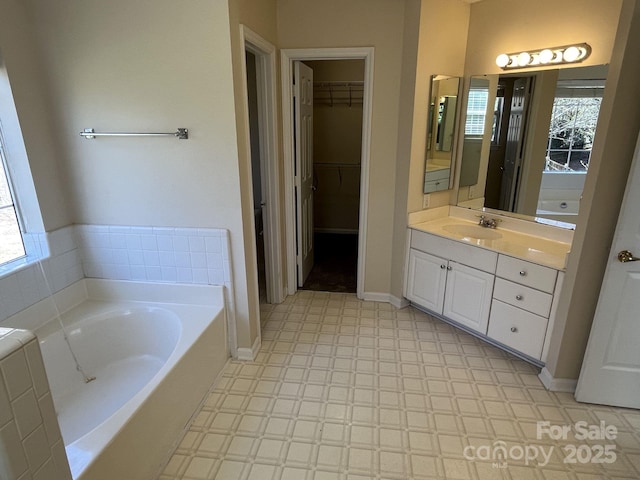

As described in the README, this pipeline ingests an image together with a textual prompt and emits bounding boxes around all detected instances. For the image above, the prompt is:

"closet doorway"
[282,48,374,298]
[301,59,364,293]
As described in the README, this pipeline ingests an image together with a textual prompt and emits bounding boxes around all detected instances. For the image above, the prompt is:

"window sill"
[0,252,48,280]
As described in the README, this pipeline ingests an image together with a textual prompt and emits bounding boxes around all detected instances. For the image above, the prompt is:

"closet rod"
[80,128,189,140]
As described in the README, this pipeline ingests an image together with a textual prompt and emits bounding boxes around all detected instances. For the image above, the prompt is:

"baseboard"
[361,292,410,309]
[390,295,410,309]
[236,336,261,361]
[538,367,578,392]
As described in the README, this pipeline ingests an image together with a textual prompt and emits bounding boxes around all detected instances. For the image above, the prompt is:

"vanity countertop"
[410,216,571,270]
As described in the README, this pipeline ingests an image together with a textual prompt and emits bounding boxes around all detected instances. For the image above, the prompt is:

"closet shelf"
[313,81,364,107]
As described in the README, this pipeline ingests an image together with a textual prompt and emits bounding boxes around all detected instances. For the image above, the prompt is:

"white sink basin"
[443,224,503,240]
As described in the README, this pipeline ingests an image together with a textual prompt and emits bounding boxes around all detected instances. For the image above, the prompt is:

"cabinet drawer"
[411,229,497,273]
[493,278,552,317]
[496,255,557,293]
[425,168,450,181]
[488,300,548,360]
[424,178,449,193]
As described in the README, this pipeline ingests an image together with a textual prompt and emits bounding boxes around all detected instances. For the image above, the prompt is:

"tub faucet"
[478,215,500,229]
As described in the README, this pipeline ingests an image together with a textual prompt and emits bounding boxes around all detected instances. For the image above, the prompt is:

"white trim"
[281,47,374,298]
[538,367,578,392]
[241,26,284,305]
[236,336,262,361]
[361,292,410,309]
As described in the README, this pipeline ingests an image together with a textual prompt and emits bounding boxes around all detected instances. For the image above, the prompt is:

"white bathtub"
[7,279,229,480]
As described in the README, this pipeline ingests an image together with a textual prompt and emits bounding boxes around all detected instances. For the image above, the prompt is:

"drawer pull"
[515,295,523,301]
[510,327,518,333]
[519,270,527,276]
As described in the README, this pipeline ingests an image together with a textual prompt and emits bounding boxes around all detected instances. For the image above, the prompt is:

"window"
[0,137,25,265]
[465,87,489,135]
[545,81,604,172]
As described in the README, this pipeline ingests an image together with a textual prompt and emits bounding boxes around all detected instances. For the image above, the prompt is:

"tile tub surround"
[0,226,83,323]
[75,225,231,288]
[0,327,72,480]
[0,224,233,325]
[159,291,640,480]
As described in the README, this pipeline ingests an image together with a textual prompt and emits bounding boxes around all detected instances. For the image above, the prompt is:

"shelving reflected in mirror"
[456,65,607,227]
[424,75,461,193]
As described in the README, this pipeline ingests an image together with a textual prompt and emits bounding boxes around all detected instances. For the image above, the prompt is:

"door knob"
[618,250,640,263]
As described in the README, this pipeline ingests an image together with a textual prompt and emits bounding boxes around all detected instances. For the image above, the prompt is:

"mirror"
[424,75,461,193]
[456,65,607,226]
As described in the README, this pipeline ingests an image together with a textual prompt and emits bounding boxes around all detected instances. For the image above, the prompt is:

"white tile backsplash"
[0,225,83,324]
[76,224,231,287]
[0,223,233,325]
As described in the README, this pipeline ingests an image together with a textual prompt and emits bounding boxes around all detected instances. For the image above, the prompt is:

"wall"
[278,0,407,296]
[0,0,72,233]
[464,0,622,76]
[25,1,258,350]
[403,0,470,215]
[391,0,470,300]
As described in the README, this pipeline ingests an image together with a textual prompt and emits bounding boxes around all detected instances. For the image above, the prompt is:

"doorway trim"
[281,47,374,298]
[240,25,284,308]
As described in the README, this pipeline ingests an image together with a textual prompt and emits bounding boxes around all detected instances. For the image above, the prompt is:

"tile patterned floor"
[159,291,640,480]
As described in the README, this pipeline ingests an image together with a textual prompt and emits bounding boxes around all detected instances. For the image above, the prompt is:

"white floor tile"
[159,292,640,480]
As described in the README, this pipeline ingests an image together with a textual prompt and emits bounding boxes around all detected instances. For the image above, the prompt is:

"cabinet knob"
[515,295,523,301]
[447,266,452,271]
[440,264,446,269]
[519,270,527,277]
[510,327,518,333]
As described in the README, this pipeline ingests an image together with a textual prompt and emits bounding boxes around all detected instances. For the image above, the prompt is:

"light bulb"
[539,49,554,64]
[496,53,510,68]
[517,52,532,67]
[563,46,581,62]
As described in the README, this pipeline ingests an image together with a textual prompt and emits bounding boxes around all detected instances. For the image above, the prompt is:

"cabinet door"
[406,249,447,314]
[443,262,494,334]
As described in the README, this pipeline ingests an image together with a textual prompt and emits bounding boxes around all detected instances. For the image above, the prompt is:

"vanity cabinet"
[405,227,564,364]
[405,230,496,335]
[488,257,558,360]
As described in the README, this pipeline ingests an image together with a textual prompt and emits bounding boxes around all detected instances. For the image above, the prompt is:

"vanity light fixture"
[495,43,591,70]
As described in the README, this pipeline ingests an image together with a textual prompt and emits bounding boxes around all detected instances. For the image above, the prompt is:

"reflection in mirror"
[457,65,607,226]
[424,75,461,193]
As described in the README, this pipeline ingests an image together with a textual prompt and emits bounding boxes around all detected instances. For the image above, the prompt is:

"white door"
[575,135,640,409]
[443,262,494,334]
[405,249,447,313]
[294,61,314,287]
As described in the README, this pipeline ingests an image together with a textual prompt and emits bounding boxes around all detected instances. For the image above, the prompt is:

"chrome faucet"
[478,215,500,229]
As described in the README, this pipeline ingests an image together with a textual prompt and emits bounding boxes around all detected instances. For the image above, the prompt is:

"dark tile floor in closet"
[301,233,358,293]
